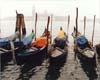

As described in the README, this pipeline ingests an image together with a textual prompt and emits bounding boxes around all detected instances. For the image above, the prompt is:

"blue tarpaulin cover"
[0,32,34,48]
[76,36,88,45]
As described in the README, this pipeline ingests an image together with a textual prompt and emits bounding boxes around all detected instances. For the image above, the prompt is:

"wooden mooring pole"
[67,15,70,37]
[76,8,78,37]
[46,16,50,55]
[45,16,50,66]
[50,14,53,44]
[92,15,96,46]
[10,41,16,64]
[84,16,86,36]
[74,7,78,60]
[35,13,37,41]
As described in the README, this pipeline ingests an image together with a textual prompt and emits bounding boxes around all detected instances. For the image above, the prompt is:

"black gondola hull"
[16,47,47,65]
[76,48,96,61]
[49,53,67,66]
[1,47,47,66]
[49,47,67,66]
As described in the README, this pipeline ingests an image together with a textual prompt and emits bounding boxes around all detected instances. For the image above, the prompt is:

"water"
[0,19,100,45]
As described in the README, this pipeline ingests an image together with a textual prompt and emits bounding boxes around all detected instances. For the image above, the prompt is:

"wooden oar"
[92,15,96,46]
[35,13,37,41]
[84,16,86,36]
[10,41,16,64]
[67,15,70,37]
[0,47,18,53]
[76,8,78,37]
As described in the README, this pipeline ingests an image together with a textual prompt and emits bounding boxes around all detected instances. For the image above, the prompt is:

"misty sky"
[0,0,99,19]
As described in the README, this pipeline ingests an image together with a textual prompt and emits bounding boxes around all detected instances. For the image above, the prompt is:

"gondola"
[72,27,96,60]
[17,38,47,57]
[16,27,50,56]
[49,27,68,66]
[0,30,35,66]
[16,15,51,64]
[0,30,34,54]
[16,46,47,65]
[16,28,51,65]
[1,29,50,65]
[0,31,19,48]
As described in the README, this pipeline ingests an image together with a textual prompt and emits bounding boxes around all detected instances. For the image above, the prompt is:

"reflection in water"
[45,53,67,80]
[78,56,98,80]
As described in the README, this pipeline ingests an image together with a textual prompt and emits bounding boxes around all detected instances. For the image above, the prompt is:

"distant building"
[1,7,69,21]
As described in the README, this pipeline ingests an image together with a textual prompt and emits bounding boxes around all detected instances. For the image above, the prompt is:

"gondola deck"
[0,31,34,51]
[76,47,95,59]
[49,46,67,66]
[50,47,66,58]
[17,46,46,56]
[48,27,68,65]
[72,27,96,59]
